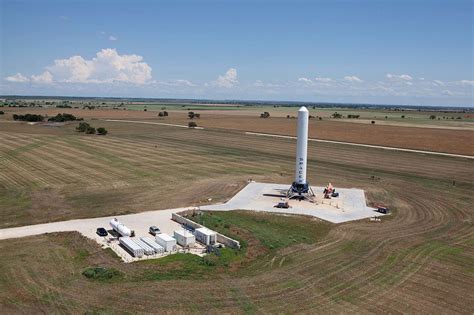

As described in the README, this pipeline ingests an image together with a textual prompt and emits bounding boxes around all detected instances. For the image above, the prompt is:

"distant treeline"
[13,113,82,122]
[13,114,44,122]
[48,113,82,122]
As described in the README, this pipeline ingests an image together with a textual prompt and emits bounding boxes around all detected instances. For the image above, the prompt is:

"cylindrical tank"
[295,106,308,184]
[109,218,132,237]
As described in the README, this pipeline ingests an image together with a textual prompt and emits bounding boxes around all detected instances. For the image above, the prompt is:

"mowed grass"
[0,119,472,228]
[191,211,331,250]
[0,118,473,312]
[137,211,332,281]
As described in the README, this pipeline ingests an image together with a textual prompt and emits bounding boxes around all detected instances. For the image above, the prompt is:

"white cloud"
[344,75,363,82]
[314,76,334,83]
[109,35,118,41]
[254,80,264,87]
[5,73,29,83]
[386,73,413,81]
[158,79,196,87]
[432,80,445,86]
[43,48,152,84]
[31,71,53,84]
[457,80,474,86]
[211,68,238,88]
[298,77,312,84]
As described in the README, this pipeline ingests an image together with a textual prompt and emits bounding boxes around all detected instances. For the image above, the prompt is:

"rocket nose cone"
[298,106,308,112]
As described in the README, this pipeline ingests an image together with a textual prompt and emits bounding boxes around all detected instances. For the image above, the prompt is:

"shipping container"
[194,227,217,246]
[174,230,196,247]
[140,237,165,254]
[155,233,177,252]
[132,238,155,256]
[119,236,144,257]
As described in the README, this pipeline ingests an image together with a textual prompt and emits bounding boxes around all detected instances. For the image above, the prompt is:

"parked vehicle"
[377,207,390,214]
[96,227,108,237]
[149,226,161,236]
[109,218,132,237]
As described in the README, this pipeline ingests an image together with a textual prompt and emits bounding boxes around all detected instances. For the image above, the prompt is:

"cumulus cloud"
[314,77,334,83]
[5,73,29,83]
[42,48,152,84]
[298,77,312,84]
[31,71,53,84]
[158,79,196,87]
[386,73,413,81]
[211,68,238,88]
[109,35,118,41]
[344,75,363,83]
[457,80,474,86]
[298,76,334,84]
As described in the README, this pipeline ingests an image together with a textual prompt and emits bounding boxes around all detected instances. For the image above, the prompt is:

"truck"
[109,218,133,237]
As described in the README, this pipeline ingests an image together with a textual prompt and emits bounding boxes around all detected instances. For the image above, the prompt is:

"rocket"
[288,106,314,200]
[295,106,308,185]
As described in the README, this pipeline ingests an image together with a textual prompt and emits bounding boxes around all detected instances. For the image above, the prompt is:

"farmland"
[0,104,473,313]
[1,105,473,155]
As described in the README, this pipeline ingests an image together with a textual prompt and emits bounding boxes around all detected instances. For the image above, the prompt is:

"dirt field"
[0,111,473,313]
[2,106,473,155]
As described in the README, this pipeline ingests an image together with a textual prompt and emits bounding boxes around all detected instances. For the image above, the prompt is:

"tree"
[260,112,270,118]
[371,120,375,124]
[97,127,108,135]
[401,115,405,118]
[85,126,96,134]
[163,111,168,116]
[76,122,90,132]
[0,111,4,115]
[12,114,44,122]
[188,111,199,119]
[429,115,436,120]
[331,112,342,119]
[188,121,197,128]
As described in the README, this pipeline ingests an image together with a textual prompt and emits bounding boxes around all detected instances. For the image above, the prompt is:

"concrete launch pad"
[201,182,383,223]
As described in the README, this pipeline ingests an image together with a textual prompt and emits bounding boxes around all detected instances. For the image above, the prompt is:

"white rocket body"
[295,106,309,185]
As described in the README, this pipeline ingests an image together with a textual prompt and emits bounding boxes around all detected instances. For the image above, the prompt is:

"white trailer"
[109,218,132,237]
[132,238,155,256]
[194,227,217,246]
[140,237,165,254]
[155,233,177,252]
[119,237,144,257]
[174,230,195,247]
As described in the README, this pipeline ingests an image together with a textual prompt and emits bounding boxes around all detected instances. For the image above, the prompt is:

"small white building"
[194,227,217,246]
[155,233,177,252]
[174,230,195,247]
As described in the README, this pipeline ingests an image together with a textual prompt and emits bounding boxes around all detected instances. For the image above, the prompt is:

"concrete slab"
[201,182,384,223]
[0,207,192,263]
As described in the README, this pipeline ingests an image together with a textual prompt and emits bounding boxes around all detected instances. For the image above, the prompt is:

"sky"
[1,0,473,106]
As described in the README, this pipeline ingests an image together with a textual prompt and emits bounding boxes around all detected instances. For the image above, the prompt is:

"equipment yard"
[0,103,473,313]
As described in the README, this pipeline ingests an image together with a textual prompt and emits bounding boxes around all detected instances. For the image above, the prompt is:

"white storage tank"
[109,218,132,237]
[155,233,177,252]
[140,237,165,254]
[119,236,144,257]
[174,230,195,247]
[132,238,155,256]
[194,227,217,246]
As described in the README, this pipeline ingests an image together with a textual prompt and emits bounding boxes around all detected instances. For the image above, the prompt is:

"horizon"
[2,94,473,109]
[1,0,473,106]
